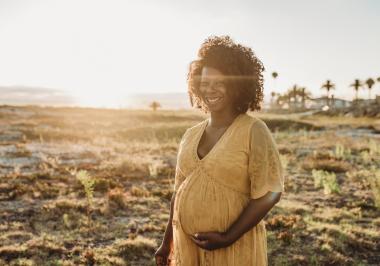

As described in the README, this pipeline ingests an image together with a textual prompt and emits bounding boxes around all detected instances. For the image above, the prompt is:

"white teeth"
[206,97,222,104]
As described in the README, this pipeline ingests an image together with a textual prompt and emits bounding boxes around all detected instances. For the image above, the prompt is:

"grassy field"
[0,105,379,266]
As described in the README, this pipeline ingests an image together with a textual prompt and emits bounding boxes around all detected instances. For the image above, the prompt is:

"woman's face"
[199,66,235,113]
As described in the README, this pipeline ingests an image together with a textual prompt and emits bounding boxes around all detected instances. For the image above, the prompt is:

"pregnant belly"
[177,173,248,236]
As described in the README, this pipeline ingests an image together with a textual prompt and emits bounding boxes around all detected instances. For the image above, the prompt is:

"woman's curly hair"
[187,35,265,113]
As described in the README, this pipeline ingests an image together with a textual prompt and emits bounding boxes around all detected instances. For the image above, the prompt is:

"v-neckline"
[195,113,243,162]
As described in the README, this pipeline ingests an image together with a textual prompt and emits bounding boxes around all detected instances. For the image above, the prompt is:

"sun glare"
[72,91,129,109]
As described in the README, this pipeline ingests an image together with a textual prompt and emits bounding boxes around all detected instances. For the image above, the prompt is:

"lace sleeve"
[248,120,285,199]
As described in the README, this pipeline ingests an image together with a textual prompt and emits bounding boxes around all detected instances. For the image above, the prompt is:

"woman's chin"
[206,104,224,113]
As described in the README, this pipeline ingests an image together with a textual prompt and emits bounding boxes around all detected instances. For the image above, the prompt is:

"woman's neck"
[208,109,241,128]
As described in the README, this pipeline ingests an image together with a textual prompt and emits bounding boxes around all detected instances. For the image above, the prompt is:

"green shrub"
[367,167,380,208]
[368,139,380,156]
[312,169,341,195]
[333,143,352,161]
[75,170,95,227]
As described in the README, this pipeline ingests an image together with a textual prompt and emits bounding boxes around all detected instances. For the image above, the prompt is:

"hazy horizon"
[1,0,380,108]
[0,85,368,110]
[0,85,194,109]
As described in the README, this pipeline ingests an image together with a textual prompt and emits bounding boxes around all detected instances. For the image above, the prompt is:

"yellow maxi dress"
[171,113,285,266]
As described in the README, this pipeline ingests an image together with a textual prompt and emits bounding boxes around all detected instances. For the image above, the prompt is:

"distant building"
[353,98,377,107]
[330,98,352,109]
[308,96,351,110]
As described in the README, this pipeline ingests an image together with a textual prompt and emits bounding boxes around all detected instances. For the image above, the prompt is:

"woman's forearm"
[161,192,176,246]
[223,192,281,245]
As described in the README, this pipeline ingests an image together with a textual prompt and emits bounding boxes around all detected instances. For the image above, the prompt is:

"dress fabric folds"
[170,113,285,266]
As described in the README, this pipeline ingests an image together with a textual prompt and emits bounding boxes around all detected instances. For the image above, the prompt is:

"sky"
[0,0,379,108]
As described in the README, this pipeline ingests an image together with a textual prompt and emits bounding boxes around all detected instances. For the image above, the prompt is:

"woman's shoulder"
[239,113,267,130]
[238,113,273,143]
[181,118,207,139]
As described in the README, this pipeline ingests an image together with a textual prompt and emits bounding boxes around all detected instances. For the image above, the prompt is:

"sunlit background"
[0,0,379,108]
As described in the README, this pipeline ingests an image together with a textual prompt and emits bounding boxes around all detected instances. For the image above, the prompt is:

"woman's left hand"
[190,231,232,251]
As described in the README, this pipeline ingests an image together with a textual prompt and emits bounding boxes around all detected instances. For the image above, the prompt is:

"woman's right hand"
[154,241,172,266]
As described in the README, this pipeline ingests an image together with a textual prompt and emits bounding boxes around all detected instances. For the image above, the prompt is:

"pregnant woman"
[155,35,285,266]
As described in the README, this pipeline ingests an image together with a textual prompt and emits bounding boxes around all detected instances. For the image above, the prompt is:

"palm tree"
[283,85,305,111]
[289,85,299,110]
[350,79,363,101]
[299,87,311,109]
[285,92,292,109]
[276,94,288,109]
[271,72,278,101]
[270,91,276,106]
[292,85,297,99]
[276,94,284,106]
[365,78,375,100]
[331,94,335,109]
[321,80,335,107]
[288,93,292,109]
[149,101,161,111]
[299,87,306,109]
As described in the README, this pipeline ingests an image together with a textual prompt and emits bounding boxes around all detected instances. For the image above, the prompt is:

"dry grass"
[0,105,379,265]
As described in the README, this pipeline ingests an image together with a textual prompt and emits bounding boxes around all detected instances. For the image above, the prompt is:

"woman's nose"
[206,82,218,91]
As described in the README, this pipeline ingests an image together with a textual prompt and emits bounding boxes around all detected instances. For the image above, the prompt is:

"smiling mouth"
[205,96,223,105]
